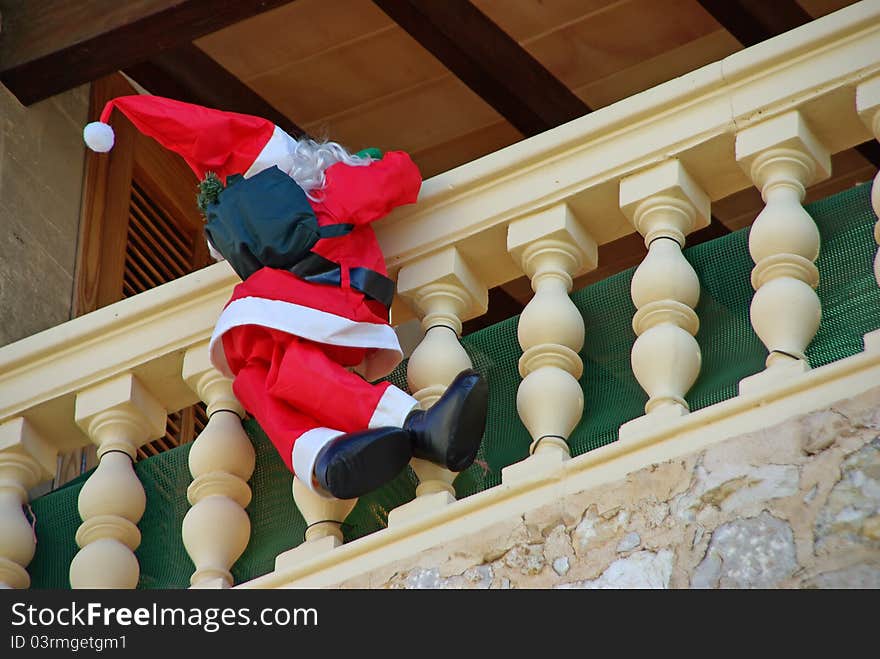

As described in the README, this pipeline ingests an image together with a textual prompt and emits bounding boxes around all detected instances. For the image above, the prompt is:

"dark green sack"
[202,165,352,281]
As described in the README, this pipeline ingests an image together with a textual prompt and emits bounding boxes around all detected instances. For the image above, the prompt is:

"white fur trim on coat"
[209,296,403,381]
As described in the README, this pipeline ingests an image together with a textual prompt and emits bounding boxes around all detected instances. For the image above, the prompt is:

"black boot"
[314,427,413,499]
[403,369,488,472]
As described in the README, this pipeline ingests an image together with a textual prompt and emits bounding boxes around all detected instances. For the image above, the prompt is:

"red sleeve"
[320,151,422,225]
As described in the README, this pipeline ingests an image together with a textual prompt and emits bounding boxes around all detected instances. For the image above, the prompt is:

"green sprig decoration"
[196,172,225,218]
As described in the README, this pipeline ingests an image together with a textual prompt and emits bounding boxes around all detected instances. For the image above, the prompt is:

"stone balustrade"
[618,161,709,440]
[736,111,831,394]
[0,0,878,588]
[0,419,54,589]
[70,374,166,588]
[394,247,488,521]
[505,204,596,479]
[181,343,255,589]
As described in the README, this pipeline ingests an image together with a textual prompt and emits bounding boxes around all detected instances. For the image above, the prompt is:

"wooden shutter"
[123,178,211,459]
[74,73,212,464]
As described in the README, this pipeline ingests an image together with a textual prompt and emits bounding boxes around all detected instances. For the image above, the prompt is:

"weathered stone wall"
[342,385,880,589]
[0,84,89,346]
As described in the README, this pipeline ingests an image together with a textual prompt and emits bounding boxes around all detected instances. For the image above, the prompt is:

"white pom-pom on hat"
[83,121,115,152]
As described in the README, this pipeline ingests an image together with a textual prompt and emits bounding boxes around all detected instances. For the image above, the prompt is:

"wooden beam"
[855,141,880,170]
[696,0,812,47]
[691,215,733,245]
[0,0,294,106]
[371,0,589,137]
[124,43,306,138]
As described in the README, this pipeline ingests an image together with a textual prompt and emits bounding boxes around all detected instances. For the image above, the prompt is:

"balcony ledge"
[238,330,880,588]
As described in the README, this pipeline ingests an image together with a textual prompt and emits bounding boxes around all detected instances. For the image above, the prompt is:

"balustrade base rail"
[25,181,880,589]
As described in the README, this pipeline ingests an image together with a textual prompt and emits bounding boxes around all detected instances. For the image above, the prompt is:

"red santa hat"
[82,94,298,183]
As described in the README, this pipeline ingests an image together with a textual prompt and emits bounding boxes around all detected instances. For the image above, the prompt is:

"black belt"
[289,252,395,311]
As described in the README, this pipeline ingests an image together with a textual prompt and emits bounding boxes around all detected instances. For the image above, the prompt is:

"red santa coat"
[207,151,422,486]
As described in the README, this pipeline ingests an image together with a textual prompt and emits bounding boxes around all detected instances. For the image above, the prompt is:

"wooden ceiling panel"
[522,0,722,91]
[409,120,523,179]
[370,0,589,136]
[301,75,507,168]
[195,0,394,80]
[576,29,740,109]
[472,0,620,41]
[244,27,449,125]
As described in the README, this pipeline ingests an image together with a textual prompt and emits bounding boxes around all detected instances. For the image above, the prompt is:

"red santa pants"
[222,325,418,492]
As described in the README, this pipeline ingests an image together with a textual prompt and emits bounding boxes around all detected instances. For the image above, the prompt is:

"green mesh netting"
[27,181,880,589]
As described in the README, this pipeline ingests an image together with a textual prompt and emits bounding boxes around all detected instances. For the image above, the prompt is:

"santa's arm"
[321,151,422,225]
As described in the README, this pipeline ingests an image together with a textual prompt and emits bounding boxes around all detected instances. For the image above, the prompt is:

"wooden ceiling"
[0,0,875,321]
[190,0,872,178]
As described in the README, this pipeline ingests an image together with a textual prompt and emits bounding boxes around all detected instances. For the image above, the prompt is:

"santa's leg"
[267,336,419,432]
[268,337,489,481]
[221,327,414,498]
[224,329,488,497]
[231,361,322,472]
[233,362,412,499]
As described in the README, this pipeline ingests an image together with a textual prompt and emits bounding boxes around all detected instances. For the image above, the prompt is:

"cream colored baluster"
[389,247,488,525]
[70,374,165,589]
[0,418,54,589]
[181,344,255,589]
[274,477,357,569]
[857,76,880,352]
[736,111,831,393]
[618,161,710,440]
[504,204,597,483]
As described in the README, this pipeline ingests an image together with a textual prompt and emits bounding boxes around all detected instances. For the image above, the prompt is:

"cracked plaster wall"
[339,385,880,589]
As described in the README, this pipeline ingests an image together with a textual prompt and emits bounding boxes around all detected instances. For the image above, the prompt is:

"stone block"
[555,549,674,589]
[693,512,797,588]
